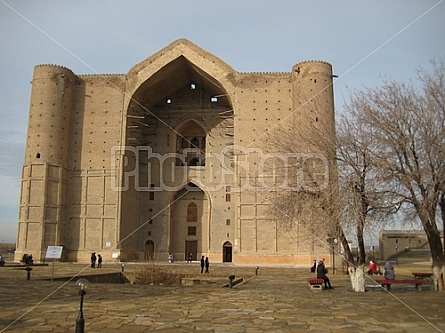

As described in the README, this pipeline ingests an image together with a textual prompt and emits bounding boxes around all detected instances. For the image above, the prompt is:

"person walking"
[200,256,205,273]
[97,254,102,268]
[91,252,96,268]
[205,257,210,273]
[316,260,332,289]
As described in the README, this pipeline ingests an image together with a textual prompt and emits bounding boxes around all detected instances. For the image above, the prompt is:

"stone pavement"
[0,262,444,333]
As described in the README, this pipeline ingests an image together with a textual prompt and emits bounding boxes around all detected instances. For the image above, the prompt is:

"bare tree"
[352,59,445,291]
[268,114,381,291]
[337,106,375,267]
[337,96,405,291]
[264,96,366,284]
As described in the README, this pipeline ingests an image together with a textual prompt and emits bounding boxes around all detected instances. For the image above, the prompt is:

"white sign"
[45,246,63,259]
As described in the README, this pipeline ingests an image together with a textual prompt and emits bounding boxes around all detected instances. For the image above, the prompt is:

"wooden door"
[185,241,198,261]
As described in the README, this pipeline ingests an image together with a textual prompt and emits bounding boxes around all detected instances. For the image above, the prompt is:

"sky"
[0,0,444,243]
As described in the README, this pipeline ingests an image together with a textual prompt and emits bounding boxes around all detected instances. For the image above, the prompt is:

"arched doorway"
[144,240,154,260]
[223,241,232,262]
[170,183,209,261]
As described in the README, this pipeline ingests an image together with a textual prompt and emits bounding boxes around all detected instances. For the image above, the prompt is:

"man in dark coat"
[91,252,97,268]
[200,256,205,273]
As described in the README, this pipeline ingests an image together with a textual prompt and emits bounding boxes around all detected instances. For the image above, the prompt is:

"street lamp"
[395,246,399,267]
[327,237,338,274]
[332,238,338,274]
[370,246,374,261]
[75,278,90,333]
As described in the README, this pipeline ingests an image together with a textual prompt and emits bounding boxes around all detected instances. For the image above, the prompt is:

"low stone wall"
[52,272,129,283]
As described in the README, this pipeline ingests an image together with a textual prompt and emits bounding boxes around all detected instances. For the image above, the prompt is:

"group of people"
[311,258,396,290]
[21,254,34,265]
[367,260,395,279]
[200,256,210,273]
[168,253,209,273]
[90,252,102,268]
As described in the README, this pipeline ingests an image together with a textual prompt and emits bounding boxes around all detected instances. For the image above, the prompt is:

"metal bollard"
[255,266,259,275]
[26,266,33,280]
[228,275,235,288]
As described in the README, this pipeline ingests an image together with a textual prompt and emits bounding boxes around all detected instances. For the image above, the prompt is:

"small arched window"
[187,202,198,222]
[36,153,41,158]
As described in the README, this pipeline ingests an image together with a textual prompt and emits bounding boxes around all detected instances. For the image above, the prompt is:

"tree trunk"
[348,264,365,292]
[338,227,354,263]
[356,214,366,265]
[432,265,445,292]
[437,195,445,291]
[428,233,445,291]
[421,211,445,291]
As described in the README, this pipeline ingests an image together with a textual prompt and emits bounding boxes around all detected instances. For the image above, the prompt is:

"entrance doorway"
[223,241,232,262]
[170,183,208,260]
[144,240,154,260]
[185,240,198,261]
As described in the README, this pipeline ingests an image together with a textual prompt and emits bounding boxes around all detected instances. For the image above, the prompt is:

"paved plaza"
[0,261,444,333]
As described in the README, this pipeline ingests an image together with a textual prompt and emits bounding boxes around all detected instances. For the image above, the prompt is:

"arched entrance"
[144,240,154,260]
[223,241,232,262]
[170,183,209,261]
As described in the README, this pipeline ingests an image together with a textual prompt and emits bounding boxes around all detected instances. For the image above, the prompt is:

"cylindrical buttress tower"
[292,61,335,136]
[15,65,76,262]
[291,61,338,266]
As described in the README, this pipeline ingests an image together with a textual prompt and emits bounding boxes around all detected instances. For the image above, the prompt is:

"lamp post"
[75,278,89,333]
[395,246,399,267]
[370,246,374,261]
[327,237,338,274]
[25,266,32,280]
[332,238,338,274]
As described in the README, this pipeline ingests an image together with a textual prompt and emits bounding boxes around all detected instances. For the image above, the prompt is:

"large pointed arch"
[125,39,235,113]
[128,39,235,87]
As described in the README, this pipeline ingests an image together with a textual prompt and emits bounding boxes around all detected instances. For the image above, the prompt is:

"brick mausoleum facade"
[15,39,338,265]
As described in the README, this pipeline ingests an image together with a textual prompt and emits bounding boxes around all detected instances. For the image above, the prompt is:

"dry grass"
[133,262,182,286]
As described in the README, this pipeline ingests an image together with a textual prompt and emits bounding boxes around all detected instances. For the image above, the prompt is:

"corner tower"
[15,65,76,262]
[292,61,335,134]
